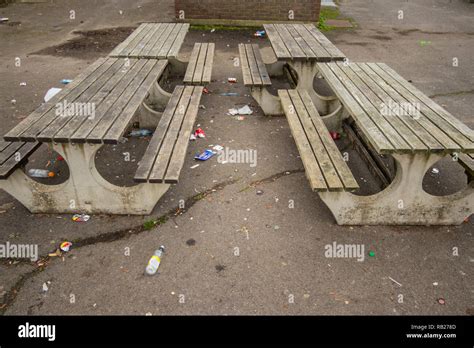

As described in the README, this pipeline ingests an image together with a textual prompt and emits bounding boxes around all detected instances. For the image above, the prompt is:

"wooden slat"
[18,58,118,142]
[104,60,169,143]
[183,43,201,83]
[332,63,412,151]
[457,153,474,175]
[239,44,252,86]
[69,59,148,143]
[140,23,167,57]
[246,45,262,85]
[134,86,185,182]
[201,43,215,84]
[299,90,359,190]
[363,63,460,151]
[0,142,22,164]
[288,89,344,190]
[274,24,306,59]
[157,23,181,58]
[285,24,317,59]
[347,63,429,152]
[0,141,11,152]
[148,23,175,58]
[380,63,474,143]
[278,90,328,190]
[168,23,189,58]
[263,24,291,59]
[192,43,208,84]
[3,58,110,141]
[317,63,394,153]
[109,24,147,57]
[119,23,154,57]
[252,44,271,85]
[37,58,127,142]
[148,86,194,182]
[371,63,474,150]
[86,60,158,143]
[0,142,40,179]
[164,86,203,183]
[292,24,328,59]
[355,63,443,151]
[304,24,346,59]
[131,24,163,57]
[53,59,140,142]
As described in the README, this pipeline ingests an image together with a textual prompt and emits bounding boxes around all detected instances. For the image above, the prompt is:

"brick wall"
[175,0,321,22]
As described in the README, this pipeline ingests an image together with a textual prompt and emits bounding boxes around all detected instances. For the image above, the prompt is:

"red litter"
[194,128,206,138]
[228,78,237,83]
[60,241,73,252]
[330,131,341,140]
[202,87,210,94]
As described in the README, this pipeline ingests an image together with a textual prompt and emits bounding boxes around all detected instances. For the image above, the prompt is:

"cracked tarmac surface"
[0,0,473,315]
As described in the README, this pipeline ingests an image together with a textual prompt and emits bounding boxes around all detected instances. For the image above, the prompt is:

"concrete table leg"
[319,153,473,225]
[250,87,283,116]
[0,143,169,215]
[287,60,340,117]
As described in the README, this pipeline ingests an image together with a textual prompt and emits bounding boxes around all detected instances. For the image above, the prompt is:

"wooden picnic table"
[314,62,474,225]
[263,24,346,113]
[109,23,189,59]
[1,57,176,215]
[4,57,168,144]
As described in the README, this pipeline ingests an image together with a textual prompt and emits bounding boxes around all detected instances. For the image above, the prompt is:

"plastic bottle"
[145,246,165,276]
[28,169,55,178]
[129,129,153,137]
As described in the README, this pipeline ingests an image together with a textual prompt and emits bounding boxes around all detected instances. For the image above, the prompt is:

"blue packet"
[194,150,216,161]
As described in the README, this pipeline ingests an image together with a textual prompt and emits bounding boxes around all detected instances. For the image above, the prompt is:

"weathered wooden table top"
[109,23,189,59]
[263,23,346,61]
[317,62,474,155]
[4,57,168,145]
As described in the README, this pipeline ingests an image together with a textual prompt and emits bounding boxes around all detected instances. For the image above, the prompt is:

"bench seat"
[278,89,359,192]
[0,141,40,179]
[183,43,215,85]
[239,44,271,86]
[457,153,474,179]
[134,85,203,183]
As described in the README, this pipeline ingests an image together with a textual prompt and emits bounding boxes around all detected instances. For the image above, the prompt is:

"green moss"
[320,7,341,20]
[143,216,168,230]
[318,7,339,31]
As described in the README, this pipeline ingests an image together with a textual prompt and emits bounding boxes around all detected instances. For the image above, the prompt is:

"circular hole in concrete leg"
[25,144,69,184]
[422,156,468,196]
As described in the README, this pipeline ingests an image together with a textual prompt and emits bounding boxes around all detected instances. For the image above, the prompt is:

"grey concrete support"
[250,87,283,116]
[139,101,163,129]
[147,80,172,108]
[265,61,286,77]
[168,57,188,76]
[0,143,169,215]
[319,153,474,225]
[287,60,340,115]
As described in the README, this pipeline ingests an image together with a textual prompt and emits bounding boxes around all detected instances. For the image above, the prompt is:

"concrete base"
[287,60,341,116]
[319,153,474,225]
[168,57,188,76]
[0,143,169,215]
[250,87,283,116]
